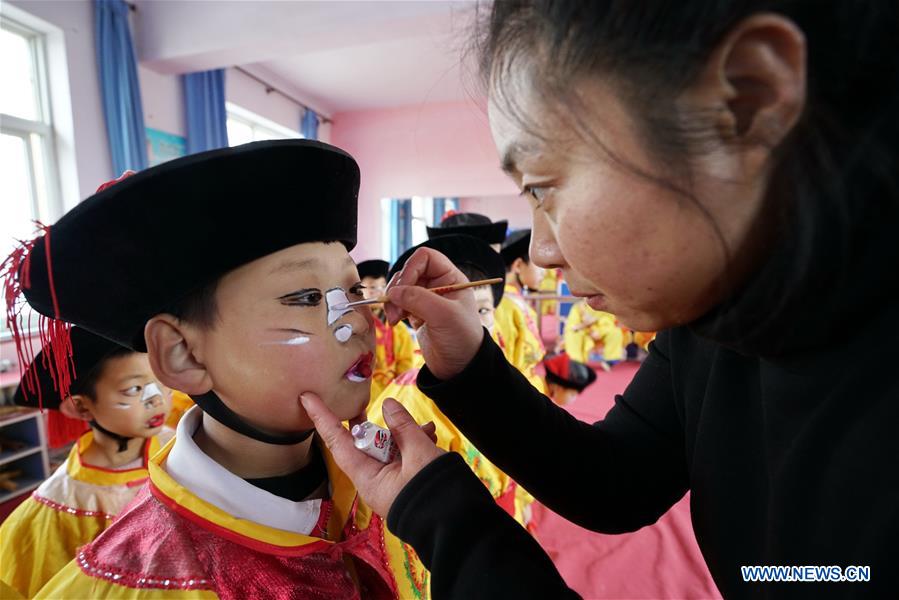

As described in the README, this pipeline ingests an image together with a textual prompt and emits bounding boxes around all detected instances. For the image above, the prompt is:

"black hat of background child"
[388,234,506,307]
[543,352,597,393]
[12,140,359,446]
[13,327,131,410]
[18,140,359,351]
[500,229,531,269]
[356,259,389,280]
[426,212,508,245]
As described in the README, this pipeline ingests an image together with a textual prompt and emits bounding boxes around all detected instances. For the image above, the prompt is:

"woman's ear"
[144,314,214,395]
[687,13,806,150]
[60,395,93,421]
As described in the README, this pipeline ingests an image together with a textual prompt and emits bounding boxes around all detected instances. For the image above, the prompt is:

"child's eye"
[349,283,366,297]
[478,308,492,315]
[122,386,141,396]
[279,289,323,306]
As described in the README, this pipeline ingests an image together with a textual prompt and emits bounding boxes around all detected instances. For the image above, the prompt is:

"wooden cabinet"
[0,409,51,504]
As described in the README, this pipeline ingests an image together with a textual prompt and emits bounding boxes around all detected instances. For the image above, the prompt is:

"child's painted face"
[196,242,375,435]
[87,353,172,438]
[473,286,496,330]
[361,276,387,301]
[514,259,545,290]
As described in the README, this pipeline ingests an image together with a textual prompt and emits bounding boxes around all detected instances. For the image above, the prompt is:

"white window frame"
[0,14,65,342]
[225,102,302,145]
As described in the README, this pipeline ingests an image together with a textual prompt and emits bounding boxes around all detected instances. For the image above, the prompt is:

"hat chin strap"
[190,391,314,445]
[90,421,132,453]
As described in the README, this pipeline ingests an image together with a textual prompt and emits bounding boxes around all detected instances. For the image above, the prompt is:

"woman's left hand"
[300,393,444,517]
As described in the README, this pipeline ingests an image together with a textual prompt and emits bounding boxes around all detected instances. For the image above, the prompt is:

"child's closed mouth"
[345,352,374,383]
[146,414,165,428]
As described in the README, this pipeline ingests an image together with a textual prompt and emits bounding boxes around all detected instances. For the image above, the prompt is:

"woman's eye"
[522,185,549,207]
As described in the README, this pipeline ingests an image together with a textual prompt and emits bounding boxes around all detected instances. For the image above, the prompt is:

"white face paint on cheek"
[325,288,355,326]
[261,335,311,346]
[334,324,353,343]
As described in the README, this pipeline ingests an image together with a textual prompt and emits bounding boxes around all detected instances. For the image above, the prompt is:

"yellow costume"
[371,317,419,402]
[35,407,429,599]
[537,268,560,315]
[0,431,162,598]
[164,390,195,429]
[494,285,547,392]
[563,302,625,363]
[370,368,535,531]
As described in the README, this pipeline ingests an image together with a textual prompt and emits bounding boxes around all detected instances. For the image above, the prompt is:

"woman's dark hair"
[475,1,899,353]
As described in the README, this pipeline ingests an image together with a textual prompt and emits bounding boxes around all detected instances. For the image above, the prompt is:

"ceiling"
[133,0,483,115]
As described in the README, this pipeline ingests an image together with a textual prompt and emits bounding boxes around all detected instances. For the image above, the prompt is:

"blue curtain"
[390,199,413,262]
[95,0,148,175]
[301,108,319,140]
[183,70,228,154]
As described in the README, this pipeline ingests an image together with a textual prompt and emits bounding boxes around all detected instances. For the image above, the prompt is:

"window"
[381,197,459,262]
[1,18,62,338]
[225,102,301,146]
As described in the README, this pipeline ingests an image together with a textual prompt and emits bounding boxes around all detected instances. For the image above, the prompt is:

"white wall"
[138,65,184,137]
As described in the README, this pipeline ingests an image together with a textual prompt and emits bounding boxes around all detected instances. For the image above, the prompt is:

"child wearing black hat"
[500,229,548,392]
[4,141,428,599]
[542,352,598,407]
[429,214,546,392]
[356,259,419,401]
[0,327,172,597]
[369,234,535,531]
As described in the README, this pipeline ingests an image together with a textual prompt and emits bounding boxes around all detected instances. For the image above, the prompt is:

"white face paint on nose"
[141,382,164,408]
[325,288,354,326]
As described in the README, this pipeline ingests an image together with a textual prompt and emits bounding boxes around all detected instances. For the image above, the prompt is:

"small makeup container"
[351,421,399,463]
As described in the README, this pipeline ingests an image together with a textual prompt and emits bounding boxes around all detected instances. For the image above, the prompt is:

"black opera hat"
[389,234,506,307]
[426,212,508,245]
[14,140,359,352]
[356,259,389,280]
[501,229,531,268]
[14,327,133,410]
[543,352,597,392]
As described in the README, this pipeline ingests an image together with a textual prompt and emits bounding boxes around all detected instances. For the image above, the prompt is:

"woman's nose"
[531,210,565,269]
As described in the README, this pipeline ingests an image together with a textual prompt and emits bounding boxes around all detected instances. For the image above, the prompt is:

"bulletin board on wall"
[146,128,187,167]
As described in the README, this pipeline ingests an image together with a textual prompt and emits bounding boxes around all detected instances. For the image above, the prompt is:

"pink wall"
[330,100,518,259]
[458,195,533,231]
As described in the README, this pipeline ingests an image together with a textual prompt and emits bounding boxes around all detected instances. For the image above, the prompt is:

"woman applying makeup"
[303,2,899,598]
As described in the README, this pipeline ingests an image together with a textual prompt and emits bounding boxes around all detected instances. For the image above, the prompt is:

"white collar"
[164,406,323,535]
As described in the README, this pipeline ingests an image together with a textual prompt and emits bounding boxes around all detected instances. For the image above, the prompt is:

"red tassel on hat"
[1,171,137,411]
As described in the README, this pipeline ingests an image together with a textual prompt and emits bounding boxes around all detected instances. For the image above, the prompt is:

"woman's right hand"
[383,247,485,381]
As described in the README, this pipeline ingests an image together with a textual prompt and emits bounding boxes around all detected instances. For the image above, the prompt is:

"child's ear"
[144,314,213,395]
[60,395,93,421]
[512,257,526,275]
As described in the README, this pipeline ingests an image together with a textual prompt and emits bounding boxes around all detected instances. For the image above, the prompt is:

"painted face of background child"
[69,353,172,438]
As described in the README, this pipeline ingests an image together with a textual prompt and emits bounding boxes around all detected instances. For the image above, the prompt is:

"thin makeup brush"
[336,278,504,309]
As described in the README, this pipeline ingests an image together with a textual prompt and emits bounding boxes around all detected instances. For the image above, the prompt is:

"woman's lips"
[345,352,374,383]
[147,414,165,428]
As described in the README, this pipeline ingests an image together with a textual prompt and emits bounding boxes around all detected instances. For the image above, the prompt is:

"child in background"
[4,141,428,599]
[500,229,547,392]
[356,259,419,401]
[542,352,597,407]
[563,301,625,369]
[0,327,172,597]
[369,234,536,531]
[428,214,545,391]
